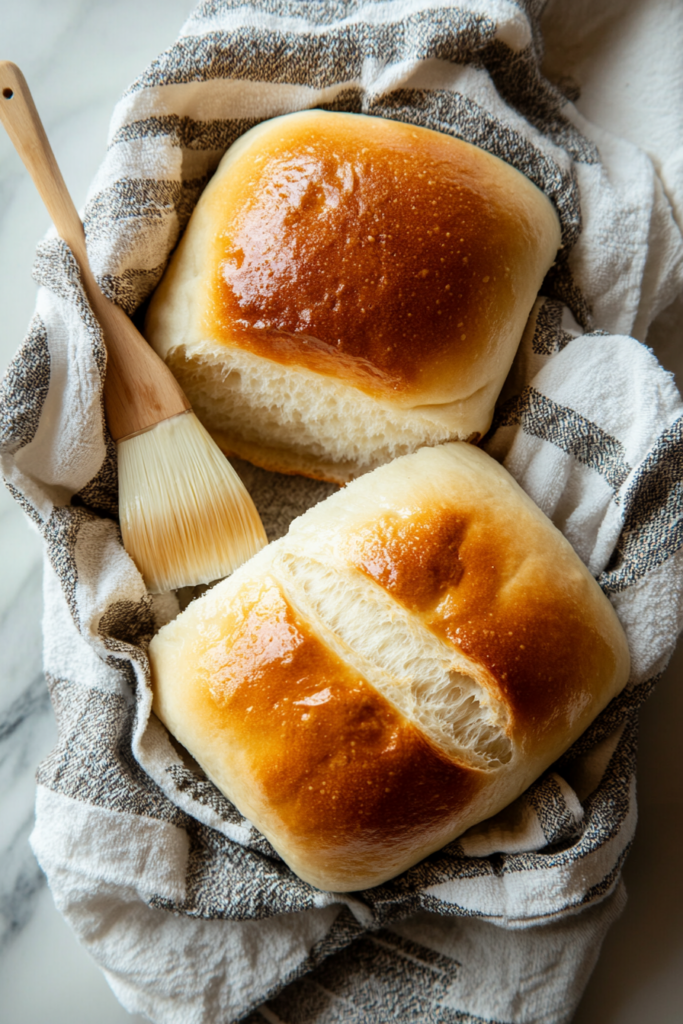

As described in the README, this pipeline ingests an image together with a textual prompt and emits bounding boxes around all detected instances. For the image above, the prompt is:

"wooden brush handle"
[0,61,190,441]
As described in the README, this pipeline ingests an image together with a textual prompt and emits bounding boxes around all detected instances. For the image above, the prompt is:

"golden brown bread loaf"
[145,111,562,483]
[149,444,630,891]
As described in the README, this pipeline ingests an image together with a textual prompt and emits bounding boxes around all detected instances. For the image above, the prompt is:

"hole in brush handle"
[2,87,14,99]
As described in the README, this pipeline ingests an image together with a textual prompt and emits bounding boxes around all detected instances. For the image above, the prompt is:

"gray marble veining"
[0,567,50,952]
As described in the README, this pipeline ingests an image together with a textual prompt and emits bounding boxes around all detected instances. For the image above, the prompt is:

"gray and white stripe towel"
[1,2,682,1022]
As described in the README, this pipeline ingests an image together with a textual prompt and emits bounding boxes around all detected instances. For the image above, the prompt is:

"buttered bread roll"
[145,111,561,483]
[149,444,630,891]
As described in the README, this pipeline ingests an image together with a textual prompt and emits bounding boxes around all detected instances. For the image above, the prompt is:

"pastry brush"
[0,61,267,592]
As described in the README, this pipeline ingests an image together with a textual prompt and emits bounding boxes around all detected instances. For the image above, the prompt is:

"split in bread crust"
[149,444,630,891]
[145,111,561,482]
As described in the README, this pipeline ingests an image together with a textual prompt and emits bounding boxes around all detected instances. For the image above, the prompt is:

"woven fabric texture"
[2,2,683,1022]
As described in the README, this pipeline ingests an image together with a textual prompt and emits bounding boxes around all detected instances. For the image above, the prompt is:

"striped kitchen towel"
[2,2,683,1023]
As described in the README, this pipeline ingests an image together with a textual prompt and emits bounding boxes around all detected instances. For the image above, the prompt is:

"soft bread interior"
[277,552,513,769]
[165,342,485,483]
[149,443,630,890]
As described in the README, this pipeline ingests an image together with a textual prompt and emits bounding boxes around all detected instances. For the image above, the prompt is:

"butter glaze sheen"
[149,444,630,891]
[145,112,562,482]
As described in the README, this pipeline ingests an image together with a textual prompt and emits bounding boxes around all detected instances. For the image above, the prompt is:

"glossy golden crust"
[159,579,481,889]
[149,444,630,891]
[203,113,556,405]
[145,111,561,481]
[346,504,618,752]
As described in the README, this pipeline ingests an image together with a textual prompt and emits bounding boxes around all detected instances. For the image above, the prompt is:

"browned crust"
[157,579,483,889]
[344,496,625,751]
[149,444,630,891]
[200,113,560,407]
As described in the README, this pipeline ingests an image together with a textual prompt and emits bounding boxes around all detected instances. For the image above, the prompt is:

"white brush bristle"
[118,411,267,593]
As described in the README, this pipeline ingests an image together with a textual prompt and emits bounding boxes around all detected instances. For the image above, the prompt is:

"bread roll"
[145,111,561,483]
[149,444,629,891]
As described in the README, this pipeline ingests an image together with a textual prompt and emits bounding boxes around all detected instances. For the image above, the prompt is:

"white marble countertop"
[0,1,681,1021]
